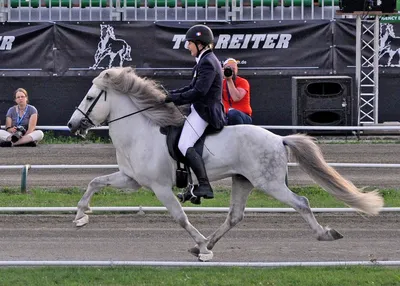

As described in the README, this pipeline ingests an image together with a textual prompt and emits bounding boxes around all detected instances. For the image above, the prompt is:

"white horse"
[67,67,384,262]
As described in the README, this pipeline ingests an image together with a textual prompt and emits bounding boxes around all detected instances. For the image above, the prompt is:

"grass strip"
[0,186,399,208]
[0,266,399,286]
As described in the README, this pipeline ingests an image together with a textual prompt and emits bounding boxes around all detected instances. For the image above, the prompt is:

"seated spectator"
[0,88,44,147]
[222,58,253,125]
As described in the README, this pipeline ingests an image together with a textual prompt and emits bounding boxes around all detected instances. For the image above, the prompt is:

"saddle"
[159,125,221,204]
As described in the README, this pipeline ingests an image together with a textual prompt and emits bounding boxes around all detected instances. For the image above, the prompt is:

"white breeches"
[0,129,44,142]
[178,105,208,156]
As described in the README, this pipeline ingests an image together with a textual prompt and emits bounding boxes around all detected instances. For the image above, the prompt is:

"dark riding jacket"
[168,49,226,130]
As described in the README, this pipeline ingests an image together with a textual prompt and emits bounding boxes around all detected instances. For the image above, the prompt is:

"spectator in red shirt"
[222,58,252,125]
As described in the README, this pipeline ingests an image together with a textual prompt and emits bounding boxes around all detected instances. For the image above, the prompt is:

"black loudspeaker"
[292,76,355,134]
[381,0,396,13]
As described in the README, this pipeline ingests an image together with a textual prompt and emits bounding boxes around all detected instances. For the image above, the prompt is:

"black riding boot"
[185,147,214,199]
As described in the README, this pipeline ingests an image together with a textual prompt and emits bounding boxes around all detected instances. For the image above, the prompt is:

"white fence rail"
[0,260,399,267]
[0,206,399,213]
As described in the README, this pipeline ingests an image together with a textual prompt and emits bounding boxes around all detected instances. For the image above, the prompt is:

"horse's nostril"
[67,122,72,129]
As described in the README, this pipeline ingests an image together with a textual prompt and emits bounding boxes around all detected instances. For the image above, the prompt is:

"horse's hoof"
[329,228,344,240]
[317,228,344,241]
[198,251,213,262]
[73,214,89,227]
[188,246,200,257]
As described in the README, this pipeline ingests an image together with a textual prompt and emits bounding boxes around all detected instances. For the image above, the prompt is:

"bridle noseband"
[75,90,107,127]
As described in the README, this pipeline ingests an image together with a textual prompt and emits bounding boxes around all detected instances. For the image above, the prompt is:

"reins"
[107,104,162,124]
[76,89,165,126]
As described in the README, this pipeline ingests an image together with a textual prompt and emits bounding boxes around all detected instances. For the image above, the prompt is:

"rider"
[165,24,226,200]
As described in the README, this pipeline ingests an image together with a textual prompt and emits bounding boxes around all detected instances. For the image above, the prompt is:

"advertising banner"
[156,21,334,76]
[0,23,54,76]
[1,21,335,76]
[54,20,334,76]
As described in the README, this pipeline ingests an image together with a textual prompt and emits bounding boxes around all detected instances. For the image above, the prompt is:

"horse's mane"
[93,67,185,127]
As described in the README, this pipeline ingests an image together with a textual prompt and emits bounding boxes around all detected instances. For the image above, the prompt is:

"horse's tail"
[282,134,384,215]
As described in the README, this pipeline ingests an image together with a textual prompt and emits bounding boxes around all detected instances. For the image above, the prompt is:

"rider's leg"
[178,106,213,199]
[185,147,213,199]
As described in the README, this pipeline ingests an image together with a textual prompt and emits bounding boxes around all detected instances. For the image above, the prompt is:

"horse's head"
[106,25,116,39]
[67,82,111,138]
[69,67,185,136]
[100,24,115,39]
[381,23,396,38]
[387,24,396,38]
[100,24,108,38]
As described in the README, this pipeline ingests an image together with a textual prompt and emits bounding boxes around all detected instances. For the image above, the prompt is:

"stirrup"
[177,183,201,205]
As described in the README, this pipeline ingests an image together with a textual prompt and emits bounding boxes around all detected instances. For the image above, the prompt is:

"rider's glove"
[165,95,174,103]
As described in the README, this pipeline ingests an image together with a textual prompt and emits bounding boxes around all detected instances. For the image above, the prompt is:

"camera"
[224,66,233,77]
[11,126,26,143]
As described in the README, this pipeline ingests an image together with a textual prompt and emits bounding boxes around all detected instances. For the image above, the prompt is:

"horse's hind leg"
[189,175,253,256]
[74,171,141,227]
[260,181,343,241]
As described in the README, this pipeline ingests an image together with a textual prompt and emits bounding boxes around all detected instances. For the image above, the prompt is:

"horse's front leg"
[74,171,141,227]
[189,175,253,256]
[151,183,213,261]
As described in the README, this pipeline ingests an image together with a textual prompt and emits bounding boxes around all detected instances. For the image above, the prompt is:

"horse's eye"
[86,96,94,101]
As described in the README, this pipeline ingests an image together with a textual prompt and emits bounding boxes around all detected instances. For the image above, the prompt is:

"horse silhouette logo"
[91,24,132,70]
[379,23,400,67]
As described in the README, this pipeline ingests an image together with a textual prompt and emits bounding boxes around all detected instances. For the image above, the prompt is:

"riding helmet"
[185,24,214,46]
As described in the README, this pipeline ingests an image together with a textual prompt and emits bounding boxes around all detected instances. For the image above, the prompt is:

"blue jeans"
[227,109,252,125]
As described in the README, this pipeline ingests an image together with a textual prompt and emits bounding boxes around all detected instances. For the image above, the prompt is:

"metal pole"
[356,15,362,126]
[20,165,30,193]
[0,0,7,22]
[373,16,379,124]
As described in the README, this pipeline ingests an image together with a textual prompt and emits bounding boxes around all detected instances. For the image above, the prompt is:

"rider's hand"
[165,95,174,103]
[6,126,16,133]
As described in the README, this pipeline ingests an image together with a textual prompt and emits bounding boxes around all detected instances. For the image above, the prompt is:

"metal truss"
[356,15,380,125]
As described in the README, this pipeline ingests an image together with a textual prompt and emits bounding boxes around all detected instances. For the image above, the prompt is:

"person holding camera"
[165,24,226,200]
[222,58,253,125]
[0,88,44,147]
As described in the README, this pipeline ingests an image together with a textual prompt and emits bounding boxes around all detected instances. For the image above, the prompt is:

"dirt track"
[0,143,400,262]
[0,213,399,262]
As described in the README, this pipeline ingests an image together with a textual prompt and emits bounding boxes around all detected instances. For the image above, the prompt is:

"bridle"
[75,89,160,128]
[75,90,107,127]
